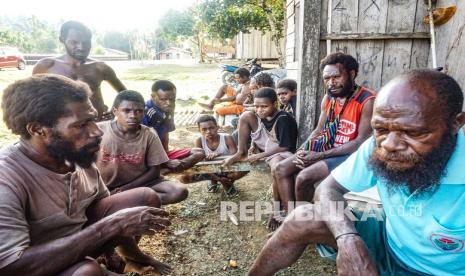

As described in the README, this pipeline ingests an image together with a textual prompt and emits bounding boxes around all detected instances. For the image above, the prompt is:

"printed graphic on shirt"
[100,149,144,164]
[430,233,464,252]
[338,119,356,135]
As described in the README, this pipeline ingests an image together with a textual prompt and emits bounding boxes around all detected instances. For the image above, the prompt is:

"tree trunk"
[263,7,284,67]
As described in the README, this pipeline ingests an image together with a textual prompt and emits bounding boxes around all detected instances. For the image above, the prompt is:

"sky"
[1,0,196,32]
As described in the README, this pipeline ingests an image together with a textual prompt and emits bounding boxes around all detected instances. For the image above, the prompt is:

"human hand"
[293,151,322,169]
[248,153,262,164]
[109,206,171,237]
[248,146,257,156]
[336,234,378,276]
[222,155,238,167]
[205,152,219,161]
[110,187,122,195]
[165,159,185,172]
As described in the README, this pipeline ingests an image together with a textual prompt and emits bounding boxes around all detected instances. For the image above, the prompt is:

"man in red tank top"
[267,52,376,230]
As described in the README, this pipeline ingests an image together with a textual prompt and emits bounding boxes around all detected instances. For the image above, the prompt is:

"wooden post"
[296,0,322,143]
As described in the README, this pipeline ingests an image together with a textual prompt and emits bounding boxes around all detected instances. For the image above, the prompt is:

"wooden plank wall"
[433,0,465,110]
[235,29,285,59]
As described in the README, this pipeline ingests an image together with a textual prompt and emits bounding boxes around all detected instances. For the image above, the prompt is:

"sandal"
[207,181,220,193]
[225,185,238,197]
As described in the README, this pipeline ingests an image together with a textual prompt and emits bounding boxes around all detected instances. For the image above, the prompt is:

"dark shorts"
[316,207,431,276]
[322,154,350,171]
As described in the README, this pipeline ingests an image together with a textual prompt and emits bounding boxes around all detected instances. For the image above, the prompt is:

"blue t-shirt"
[332,131,465,276]
[142,99,175,143]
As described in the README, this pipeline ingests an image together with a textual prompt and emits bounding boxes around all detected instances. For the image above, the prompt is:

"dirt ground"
[138,128,336,276]
[0,61,336,275]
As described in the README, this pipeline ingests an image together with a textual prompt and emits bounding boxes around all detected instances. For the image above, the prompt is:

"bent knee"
[177,185,189,201]
[142,187,162,208]
[70,260,103,276]
[281,204,321,236]
[274,161,291,178]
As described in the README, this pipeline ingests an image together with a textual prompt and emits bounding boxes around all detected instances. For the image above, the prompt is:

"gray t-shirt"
[0,144,109,269]
[96,121,169,189]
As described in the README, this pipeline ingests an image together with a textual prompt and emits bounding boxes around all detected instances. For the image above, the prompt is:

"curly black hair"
[60,20,92,40]
[277,79,297,92]
[113,90,145,109]
[2,74,90,139]
[254,73,275,88]
[254,87,278,103]
[196,115,217,127]
[234,67,250,78]
[152,80,176,93]
[320,52,359,77]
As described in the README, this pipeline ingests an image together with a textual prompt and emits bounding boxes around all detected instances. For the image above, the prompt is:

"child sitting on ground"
[223,88,298,169]
[181,115,248,196]
[142,80,205,172]
[96,90,188,205]
[276,79,297,117]
[247,87,298,168]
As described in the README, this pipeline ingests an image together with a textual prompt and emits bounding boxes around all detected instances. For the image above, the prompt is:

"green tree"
[103,31,130,53]
[200,0,285,65]
[156,8,206,62]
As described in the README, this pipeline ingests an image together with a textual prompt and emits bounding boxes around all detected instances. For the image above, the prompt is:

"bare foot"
[266,212,286,232]
[198,102,214,110]
[97,250,125,273]
[124,258,172,275]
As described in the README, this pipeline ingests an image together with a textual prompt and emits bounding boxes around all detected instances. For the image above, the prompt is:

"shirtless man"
[0,74,170,275]
[33,20,126,119]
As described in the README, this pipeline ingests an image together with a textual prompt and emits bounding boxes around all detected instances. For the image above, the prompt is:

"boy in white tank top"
[181,115,248,196]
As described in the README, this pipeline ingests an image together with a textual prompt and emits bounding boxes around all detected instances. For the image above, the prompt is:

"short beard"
[328,78,355,98]
[46,131,101,168]
[368,131,457,197]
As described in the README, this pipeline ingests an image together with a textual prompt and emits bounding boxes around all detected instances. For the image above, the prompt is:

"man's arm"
[194,137,203,149]
[101,63,126,92]
[32,59,54,75]
[225,135,238,155]
[315,176,378,275]
[0,206,169,276]
[162,133,170,152]
[235,83,251,105]
[116,166,161,192]
[248,146,289,163]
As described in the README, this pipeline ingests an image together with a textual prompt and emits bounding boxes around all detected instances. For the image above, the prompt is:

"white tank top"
[201,134,230,155]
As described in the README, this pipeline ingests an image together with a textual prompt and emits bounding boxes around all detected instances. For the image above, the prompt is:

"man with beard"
[248,69,465,276]
[266,52,375,230]
[33,20,126,120]
[0,74,172,275]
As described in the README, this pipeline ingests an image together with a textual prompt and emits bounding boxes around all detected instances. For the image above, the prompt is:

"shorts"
[316,207,430,276]
[215,104,245,116]
[167,148,191,160]
[322,154,350,171]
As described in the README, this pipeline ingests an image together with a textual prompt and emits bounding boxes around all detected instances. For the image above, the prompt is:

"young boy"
[247,88,298,168]
[142,80,205,172]
[96,90,188,205]
[181,115,247,196]
[276,79,297,117]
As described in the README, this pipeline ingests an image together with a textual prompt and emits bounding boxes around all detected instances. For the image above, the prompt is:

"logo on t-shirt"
[430,233,464,252]
[338,119,356,135]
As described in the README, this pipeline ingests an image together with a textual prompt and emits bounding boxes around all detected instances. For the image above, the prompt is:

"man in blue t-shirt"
[248,69,465,276]
[142,80,204,172]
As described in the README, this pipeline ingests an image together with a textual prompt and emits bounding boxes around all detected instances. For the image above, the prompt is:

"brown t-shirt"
[0,144,109,269]
[96,121,169,189]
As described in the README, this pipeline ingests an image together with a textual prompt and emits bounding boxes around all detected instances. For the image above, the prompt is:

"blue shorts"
[322,154,350,171]
[316,207,431,276]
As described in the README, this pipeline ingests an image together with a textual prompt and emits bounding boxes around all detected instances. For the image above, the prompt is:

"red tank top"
[323,86,376,147]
